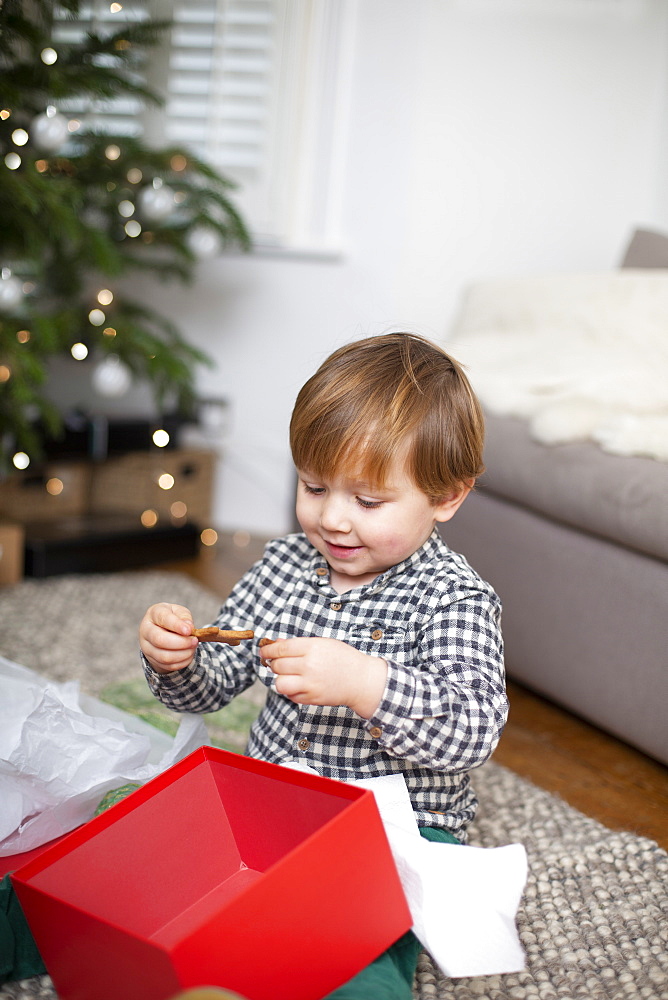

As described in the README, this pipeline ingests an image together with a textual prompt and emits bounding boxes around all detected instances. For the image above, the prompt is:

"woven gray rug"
[1,571,667,1000]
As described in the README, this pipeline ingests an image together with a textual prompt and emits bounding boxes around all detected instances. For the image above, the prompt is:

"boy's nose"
[319,495,351,533]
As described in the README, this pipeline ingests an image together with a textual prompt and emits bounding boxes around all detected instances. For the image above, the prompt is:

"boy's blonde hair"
[290,332,485,503]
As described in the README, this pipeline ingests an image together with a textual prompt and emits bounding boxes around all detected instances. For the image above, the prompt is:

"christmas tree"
[0,0,251,473]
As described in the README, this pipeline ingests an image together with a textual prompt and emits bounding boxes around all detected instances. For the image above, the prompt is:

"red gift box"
[12,746,411,1000]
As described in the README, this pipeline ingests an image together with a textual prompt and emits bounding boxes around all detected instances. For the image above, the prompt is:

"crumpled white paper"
[283,762,527,978]
[0,655,208,857]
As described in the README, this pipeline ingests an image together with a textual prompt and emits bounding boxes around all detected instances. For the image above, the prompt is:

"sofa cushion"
[621,227,668,268]
[479,413,668,563]
[441,491,668,765]
[444,271,668,462]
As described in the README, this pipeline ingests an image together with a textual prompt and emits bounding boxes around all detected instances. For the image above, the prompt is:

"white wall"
[121,0,668,537]
[398,0,668,324]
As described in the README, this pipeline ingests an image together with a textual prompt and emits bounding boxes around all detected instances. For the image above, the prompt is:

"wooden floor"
[163,531,668,851]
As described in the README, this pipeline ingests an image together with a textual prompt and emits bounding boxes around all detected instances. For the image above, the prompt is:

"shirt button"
[330,602,342,611]
[371,628,383,640]
[315,567,327,576]
[369,726,382,739]
[297,738,310,751]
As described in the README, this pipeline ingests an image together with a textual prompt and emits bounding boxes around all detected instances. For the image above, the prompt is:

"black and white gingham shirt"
[143,530,507,839]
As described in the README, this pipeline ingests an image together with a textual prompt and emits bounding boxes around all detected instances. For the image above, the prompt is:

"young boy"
[139,332,507,1000]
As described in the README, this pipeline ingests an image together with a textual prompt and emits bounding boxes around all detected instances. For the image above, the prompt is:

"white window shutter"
[53,1,152,137]
[52,0,355,249]
[162,0,355,250]
[165,0,274,171]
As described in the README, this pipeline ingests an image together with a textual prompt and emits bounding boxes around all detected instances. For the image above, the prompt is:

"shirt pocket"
[346,620,408,657]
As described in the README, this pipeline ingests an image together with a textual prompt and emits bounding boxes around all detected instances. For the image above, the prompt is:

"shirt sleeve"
[142,559,265,714]
[366,585,507,774]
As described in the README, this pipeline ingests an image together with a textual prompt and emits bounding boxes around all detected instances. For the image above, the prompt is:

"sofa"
[439,248,668,766]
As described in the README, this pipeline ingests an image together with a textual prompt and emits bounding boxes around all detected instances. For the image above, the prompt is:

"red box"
[12,747,411,1000]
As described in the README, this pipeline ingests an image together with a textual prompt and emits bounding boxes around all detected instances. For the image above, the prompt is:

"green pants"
[0,873,47,984]
[324,827,460,1000]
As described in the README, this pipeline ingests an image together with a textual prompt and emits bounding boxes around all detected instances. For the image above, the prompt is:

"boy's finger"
[258,638,286,657]
[144,619,197,649]
[268,656,304,676]
[274,674,308,699]
[148,645,195,668]
[259,637,311,658]
[152,603,194,635]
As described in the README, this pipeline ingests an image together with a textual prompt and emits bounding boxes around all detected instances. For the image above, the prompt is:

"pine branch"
[0,0,252,466]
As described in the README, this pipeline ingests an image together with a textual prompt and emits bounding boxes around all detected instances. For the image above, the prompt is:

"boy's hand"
[139,603,198,674]
[259,637,387,719]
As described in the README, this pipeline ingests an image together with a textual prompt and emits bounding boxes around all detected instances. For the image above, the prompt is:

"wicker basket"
[0,462,91,523]
[87,447,216,527]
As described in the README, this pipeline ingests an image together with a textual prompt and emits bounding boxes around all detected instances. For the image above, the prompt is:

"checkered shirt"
[143,530,507,839]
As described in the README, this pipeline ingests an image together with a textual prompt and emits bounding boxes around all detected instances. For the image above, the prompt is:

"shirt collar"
[306,528,443,596]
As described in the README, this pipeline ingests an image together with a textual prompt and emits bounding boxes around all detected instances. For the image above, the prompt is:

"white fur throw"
[444,271,668,462]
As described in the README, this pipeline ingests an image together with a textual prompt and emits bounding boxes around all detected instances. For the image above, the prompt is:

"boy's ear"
[432,479,474,524]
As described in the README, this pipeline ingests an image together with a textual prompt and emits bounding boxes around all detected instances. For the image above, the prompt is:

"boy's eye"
[356,496,383,509]
[303,483,325,496]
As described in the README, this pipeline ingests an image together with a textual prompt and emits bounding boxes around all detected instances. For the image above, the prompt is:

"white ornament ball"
[30,110,70,152]
[0,274,24,310]
[92,355,132,398]
[185,227,222,259]
[137,185,175,222]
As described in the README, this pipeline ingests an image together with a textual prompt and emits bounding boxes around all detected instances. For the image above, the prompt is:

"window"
[53,0,355,251]
[53,1,152,138]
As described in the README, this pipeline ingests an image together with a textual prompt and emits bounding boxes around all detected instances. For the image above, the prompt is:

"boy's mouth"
[325,541,364,559]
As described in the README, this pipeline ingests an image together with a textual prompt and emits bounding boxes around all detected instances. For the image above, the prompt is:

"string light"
[40,48,58,65]
[118,200,134,218]
[12,129,29,146]
[170,501,187,518]
[71,342,88,360]
[105,144,121,161]
[97,289,114,306]
[110,3,123,11]
[200,528,218,547]
[152,429,170,448]
[170,154,187,172]
[5,153,21,170]
[157,473,175,490]
[127,167,142,184]
[12,452,30,470]
[68,119,81,133]
[103,327,117,338]
[141,509,158,527]
[0,365,11,382]
[0,110,10,120]
[46,478,64,496]
[88,309,105,326]
[16,330,30,343]
[125,220,141,237]
[35,160,49,173]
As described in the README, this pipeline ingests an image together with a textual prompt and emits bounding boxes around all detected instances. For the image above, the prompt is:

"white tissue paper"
[0,655,208,856]
[283,761,527,978]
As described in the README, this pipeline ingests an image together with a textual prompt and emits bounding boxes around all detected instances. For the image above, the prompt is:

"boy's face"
[296,455,469,593]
